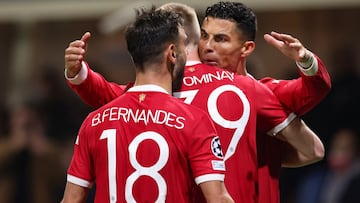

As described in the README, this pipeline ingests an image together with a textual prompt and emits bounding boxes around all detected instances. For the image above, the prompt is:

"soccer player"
[199,2,331,202]
[61,8,233,203]
[63,3,326,203]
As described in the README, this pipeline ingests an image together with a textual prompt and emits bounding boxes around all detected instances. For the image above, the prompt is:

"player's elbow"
[301,121,325,163]
[324,71,332,91]
[297,140,325,167]
[305,141,325,164]
[313,141,325,161]
[321,79,332,96]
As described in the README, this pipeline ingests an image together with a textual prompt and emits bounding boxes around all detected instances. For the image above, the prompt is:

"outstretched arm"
[64,32,126,108]
[261,32,329,167]
[261,31,331,116]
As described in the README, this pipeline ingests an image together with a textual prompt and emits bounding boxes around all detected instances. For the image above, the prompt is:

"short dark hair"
[126,7,181,70]
[205,1,257,41]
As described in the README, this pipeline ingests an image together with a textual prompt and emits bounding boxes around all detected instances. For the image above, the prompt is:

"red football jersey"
[67,85,225,203]
[173,62,294,203]
[257,54,331,203]
[67,61,294,203]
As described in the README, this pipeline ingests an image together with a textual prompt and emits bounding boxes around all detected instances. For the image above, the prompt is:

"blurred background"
[0,0,360,202]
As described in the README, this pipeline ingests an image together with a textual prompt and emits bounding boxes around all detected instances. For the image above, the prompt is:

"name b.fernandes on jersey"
[91,107,185,129]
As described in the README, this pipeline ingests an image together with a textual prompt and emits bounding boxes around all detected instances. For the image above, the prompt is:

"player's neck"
[235,59,248,76]
[186,44,201,62]
[134,65,172,94]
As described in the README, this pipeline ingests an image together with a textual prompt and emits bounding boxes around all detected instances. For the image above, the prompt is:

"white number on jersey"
[100,129,169,203]
[174,84,250,160]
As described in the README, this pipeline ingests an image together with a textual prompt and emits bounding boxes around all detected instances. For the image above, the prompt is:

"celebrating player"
[61,7,233,203]
[63,2,328,203]
[199,2,331,202]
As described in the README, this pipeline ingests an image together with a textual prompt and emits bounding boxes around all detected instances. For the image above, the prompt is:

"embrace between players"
[61,2,331,203]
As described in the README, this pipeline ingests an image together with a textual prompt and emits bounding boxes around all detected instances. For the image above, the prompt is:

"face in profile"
[172,27,187,92]
[199,17,246,73]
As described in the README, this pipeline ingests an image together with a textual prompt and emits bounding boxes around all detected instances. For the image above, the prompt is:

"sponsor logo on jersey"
[139,93,146,102]
[211,160,226,171]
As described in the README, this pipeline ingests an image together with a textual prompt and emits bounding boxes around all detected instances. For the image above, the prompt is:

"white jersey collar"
[128,84,169,95]
[186,60,201,66]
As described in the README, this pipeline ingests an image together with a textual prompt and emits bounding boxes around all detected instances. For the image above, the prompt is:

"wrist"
[296,52,318,76]
[64,61,88,85]
[65,68,79,78]
[297,51,314,69]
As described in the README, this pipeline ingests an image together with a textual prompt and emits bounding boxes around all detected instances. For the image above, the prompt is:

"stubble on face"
[172,27,187,92]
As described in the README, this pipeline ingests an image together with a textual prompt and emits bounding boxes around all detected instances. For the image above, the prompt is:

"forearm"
[293,53,331,115]
[66,61,125,108]
[262,53,331,116]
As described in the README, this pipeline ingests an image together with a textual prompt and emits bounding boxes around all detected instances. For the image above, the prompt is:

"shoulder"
[229,74,258,93]
[172,96,208,117]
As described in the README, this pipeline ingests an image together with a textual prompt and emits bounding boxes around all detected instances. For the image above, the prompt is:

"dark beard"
[172,68,184,92]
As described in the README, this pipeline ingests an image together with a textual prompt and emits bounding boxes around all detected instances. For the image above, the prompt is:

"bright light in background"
[98,1,152,34]
[0,0,360,23]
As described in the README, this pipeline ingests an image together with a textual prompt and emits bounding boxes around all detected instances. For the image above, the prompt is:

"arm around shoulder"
[276,118,325,167]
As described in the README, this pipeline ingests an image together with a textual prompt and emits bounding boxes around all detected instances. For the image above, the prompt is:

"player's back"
[175,63,259,202]
[71,85,225,203]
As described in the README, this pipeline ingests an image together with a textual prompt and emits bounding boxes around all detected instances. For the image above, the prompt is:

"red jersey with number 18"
[67,84,225,203]
[174,62,295,203]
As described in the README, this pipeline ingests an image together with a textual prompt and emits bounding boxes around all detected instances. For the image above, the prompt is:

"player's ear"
[167,43,177,64]
[240,41,255,57]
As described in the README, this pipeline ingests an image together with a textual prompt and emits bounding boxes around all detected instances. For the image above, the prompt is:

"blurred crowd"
[280,46,360,203]
[0,69,92,203]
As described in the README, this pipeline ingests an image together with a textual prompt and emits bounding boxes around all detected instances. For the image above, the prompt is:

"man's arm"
[276,118,325,167]
[260,53,331,116]
[199,181,234,203]
[61,182,89,203]
[262,32,329,166]
[64,32,126,108]
[262,31,331,115]
[256,84,325,167]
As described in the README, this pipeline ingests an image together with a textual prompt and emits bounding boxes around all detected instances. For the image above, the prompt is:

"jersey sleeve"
[188,110,226,185]
[67,115,94,188]
[254,81,296,136]
[260,54,331,116]
[66,61,127,108]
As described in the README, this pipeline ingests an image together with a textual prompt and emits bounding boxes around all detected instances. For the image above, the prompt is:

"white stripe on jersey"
[67,174,93,188]
[195,174,225,185]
